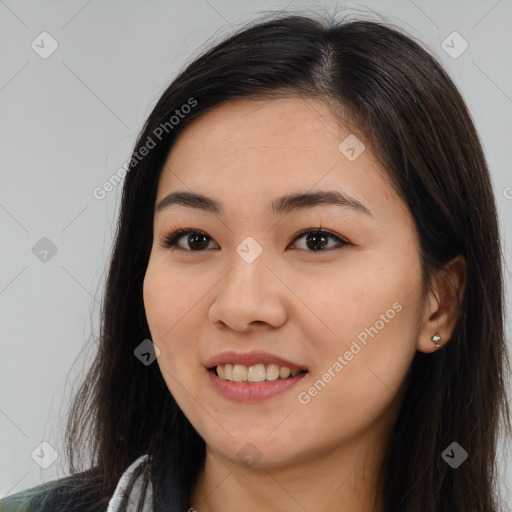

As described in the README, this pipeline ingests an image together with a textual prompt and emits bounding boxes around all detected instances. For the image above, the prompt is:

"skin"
[143,95,466,511]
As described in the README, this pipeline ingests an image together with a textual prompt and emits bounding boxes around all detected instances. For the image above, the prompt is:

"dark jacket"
[0,471,106,512]
[0,455,150,512]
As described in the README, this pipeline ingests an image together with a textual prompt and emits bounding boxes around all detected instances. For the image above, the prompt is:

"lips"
[204,350,308,372]
[206,364,308,402]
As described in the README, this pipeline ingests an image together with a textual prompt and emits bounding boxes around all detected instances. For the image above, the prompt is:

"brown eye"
[161,229,218,251]
[289,229,348,252]
[160,228,349,253]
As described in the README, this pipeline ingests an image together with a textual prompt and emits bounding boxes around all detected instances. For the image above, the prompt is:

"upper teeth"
[216,363,302,382]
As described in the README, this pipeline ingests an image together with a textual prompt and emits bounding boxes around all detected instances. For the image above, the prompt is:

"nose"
[208,249,288,333]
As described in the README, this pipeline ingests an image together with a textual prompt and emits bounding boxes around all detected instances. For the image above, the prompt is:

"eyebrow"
[155,190,373,218]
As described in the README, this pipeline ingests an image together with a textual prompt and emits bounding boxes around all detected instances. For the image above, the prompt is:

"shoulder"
[0,470,105,512]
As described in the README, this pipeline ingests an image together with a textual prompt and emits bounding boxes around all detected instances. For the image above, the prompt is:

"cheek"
[143,260,197,336]
[143,262,200,378]
[143,268,200,411]
[291,309,418,451]
[299,250,422,398]
[305,259,417,343]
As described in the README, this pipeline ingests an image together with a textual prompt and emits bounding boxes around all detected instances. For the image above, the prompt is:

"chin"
[204,432,309,470]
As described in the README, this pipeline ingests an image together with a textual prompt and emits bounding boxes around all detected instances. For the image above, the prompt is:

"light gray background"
[1,0,511,503]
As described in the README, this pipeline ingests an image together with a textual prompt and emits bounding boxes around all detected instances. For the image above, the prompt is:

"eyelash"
[159,227,350,253]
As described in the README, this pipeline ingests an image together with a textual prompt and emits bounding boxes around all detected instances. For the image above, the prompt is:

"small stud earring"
[432,333,442,348]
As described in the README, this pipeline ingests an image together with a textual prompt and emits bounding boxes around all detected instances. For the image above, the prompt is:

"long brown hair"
[23,11,511,512]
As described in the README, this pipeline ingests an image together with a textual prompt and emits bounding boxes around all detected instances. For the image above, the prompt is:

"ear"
[417,254,467,353]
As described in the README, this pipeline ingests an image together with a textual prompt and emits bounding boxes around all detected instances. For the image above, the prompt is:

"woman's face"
[143,96,428,468]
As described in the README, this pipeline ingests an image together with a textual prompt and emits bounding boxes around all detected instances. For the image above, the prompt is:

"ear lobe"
[416,254,467,353]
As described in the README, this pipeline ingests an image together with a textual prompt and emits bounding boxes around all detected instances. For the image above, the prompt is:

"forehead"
[169,95,346,158]
[154,96,410,229]
[159,96,377,186]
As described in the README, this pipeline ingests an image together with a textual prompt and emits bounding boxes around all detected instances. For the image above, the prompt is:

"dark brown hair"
[17,10,511,512]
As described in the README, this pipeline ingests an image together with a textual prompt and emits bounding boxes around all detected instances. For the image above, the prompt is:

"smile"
[207,366,308,402]
[214,363,305,382]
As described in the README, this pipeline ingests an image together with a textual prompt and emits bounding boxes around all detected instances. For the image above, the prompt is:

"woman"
[2,11,510,512]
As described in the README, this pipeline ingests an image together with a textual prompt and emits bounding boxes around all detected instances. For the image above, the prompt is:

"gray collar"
[106,455,153,511]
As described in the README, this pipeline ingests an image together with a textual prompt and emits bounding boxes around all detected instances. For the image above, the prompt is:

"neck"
[189,432,388,512]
